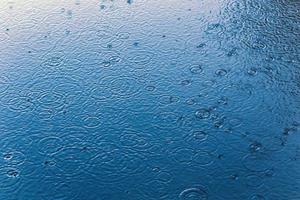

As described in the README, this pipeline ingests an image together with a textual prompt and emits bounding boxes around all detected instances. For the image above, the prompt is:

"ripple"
[193,151,215,166]
[189,64,204,74]
[0,167,21,191]
[205,23,225,36]
[126,50,155,65]
[242,154,275,172]
[1,151,26,166]
[41,56,64,68]
[0,75,10,94]
[119,129,153,151]
[195,108,211,119]
[37,91,66,109]
[158,95,180,105]
[247,67,258,76]
[191,130,208,142]
[99,75,141,98]
[179,186,208,200]
[8,95,34,112]
[38,136,63,155]
[87,150,146,183]
[53,146,96,178]
[83,115,102,129]
[215,69,228,77]
[153,111,183,130]
[116,31,130,40]
[172,148,194,164]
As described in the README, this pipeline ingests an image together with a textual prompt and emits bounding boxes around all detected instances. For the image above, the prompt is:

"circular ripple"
[90,85,113,101]
[83,115,102,129]
[1,151,26,166]
[172,148,195,164]
[179,186,208,200]
[8,96,34,112]
[215,69,228,76]
[119,129,153,151]
[189,64,204,74]
[38,136,63,155]
[193,151,214,166]
[53,146,95,178]
[41,56,64,68]
[37,91,66,109]
[153,111,183,130]
[195,108,211,119]
[0,167,21,191]
[87,150,146,183]
[242,154,275,172]
[99,76,141,98]
[126,50,155,65]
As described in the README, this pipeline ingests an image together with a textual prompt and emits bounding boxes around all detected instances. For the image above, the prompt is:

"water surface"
[0,0,299,199]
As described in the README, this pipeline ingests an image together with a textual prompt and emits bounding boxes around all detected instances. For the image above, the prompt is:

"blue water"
[0,0,299,199]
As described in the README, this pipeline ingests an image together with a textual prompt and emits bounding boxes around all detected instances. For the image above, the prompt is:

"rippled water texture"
[0,0,299,199]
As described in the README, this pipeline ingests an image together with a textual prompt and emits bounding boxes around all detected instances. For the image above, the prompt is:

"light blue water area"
[0,0,299,199]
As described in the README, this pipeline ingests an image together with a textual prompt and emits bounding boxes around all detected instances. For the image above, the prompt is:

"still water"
[0,0,299,199]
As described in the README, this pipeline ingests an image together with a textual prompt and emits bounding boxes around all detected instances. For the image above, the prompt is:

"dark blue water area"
[0,0,299,199]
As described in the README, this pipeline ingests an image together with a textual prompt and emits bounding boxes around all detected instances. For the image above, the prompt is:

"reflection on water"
[0,0,299,199]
